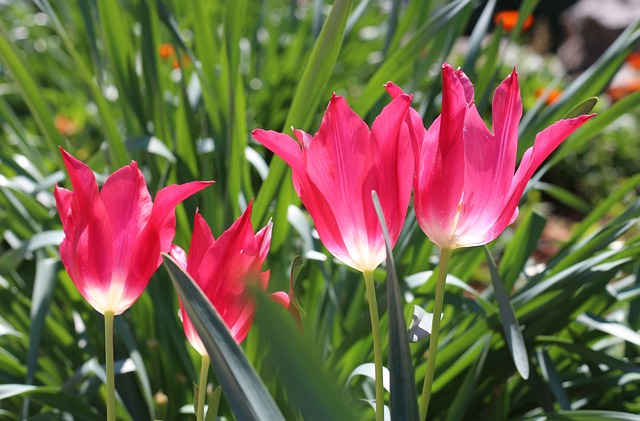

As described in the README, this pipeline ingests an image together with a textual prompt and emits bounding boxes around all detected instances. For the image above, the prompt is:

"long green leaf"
[253,293,356,421]
[253,0,353,232]
[526,410,640,420]
[22,258,58,418]
[0,23,64,169]
[34,0,129,168]
[372,191,419,421]
[162,254,285,421]
[498,210,547,290]
[462,0,496,75]
[353,0,472,116]
[0,385,101,420]
[484,246,529,379]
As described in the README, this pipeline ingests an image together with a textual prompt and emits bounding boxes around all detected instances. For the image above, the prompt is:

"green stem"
[104,311,116,421]
[363,270,384,421]
[196,354,210,421]
[418,247,453,420]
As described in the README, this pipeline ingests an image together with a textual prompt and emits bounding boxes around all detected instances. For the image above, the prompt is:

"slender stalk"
[104,311,116,421]
[363,269,384,421]
[196,354,211,421]
[418,247,453,420]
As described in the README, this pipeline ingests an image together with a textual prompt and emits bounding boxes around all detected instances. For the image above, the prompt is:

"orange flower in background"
[54,114,79,136]
[159,43,175,60]
[625,52,640,70]
[494,10,534,32]
[535,87,562,105]
[607,78,640,101]
[172,54,191,69]
[159,42,192,69]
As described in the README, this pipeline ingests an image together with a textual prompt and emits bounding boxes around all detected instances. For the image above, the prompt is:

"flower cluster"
[254,63,593,264]
[56,62,593,344]
[55,63,593,421]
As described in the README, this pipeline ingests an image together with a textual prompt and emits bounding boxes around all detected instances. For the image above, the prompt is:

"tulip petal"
[59,147,99,207]
[268,291,290,309]
[485,114,594,244]
[66,198,117,314]
[188,212,215,282]
[53,186,73,227]
[149,181,213,256]
[458,69,520,238]
[252,129,305,177]
[305,95,374,270]
[369,94,413,248]
[438,63,467,196]
[169,244,188,270]
[99,162,152,280]
[454,67,474,103]
[256,219,273,264]
[417,64,467,246]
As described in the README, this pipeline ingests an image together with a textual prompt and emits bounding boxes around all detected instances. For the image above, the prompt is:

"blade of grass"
[462,0,497,76]
[253,293,356,421]
[484,246,529,379]
[444,334,492,421]
[353,0,472,116]
[21,257,58,418]
[498,210,546,290]
[536,348,571,410]
[0,23,64,169]
[34,0,129,168]
[372,191,419,421]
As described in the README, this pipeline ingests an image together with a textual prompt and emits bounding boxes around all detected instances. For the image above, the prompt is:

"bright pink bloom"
[54,148,212,315]
[252,92,413,272]
[170,202,272,353]
[387,63,594,249]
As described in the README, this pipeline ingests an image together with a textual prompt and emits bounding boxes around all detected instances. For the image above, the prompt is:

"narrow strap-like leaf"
[372,191,419,421]
[484,246,529,379]
[253,293,355,421]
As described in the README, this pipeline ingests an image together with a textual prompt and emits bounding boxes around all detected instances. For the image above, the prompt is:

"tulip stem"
[363,270,384,421]
[418,247,453,420]
[104,311,116,421]
[196,354,210,421]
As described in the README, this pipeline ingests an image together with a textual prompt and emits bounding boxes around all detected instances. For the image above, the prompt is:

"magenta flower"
[252,92,413,272]
[170,202,272,354]
[54,147,212,315]
[387,63,594,249]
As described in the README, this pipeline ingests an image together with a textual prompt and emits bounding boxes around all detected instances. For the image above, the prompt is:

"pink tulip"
[387,63,594,249]
[252,92,413,272]
[54,147,212,315]
[170,202,272,353]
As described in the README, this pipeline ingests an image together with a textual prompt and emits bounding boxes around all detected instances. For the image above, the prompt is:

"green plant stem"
[418,247,453,420]
[363,269,384,421]
[104,311,116,421]
[197,354,210,421]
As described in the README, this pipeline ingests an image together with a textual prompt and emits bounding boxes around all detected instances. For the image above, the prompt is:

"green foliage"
[1,0,640,420]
